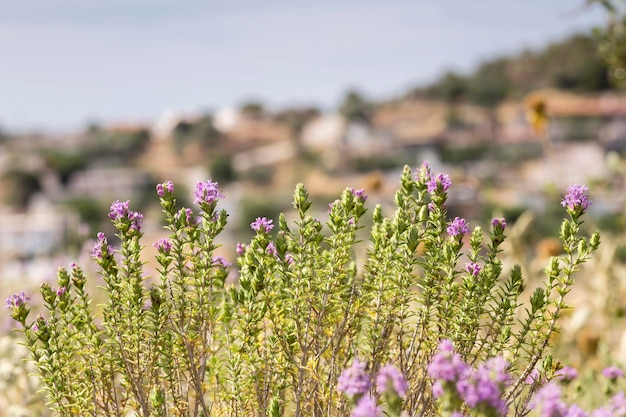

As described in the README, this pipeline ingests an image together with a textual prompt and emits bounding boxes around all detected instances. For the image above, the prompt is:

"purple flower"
[609,391,626,416]
[128,211,144,231]
[184,208,194,225]
[530,382,567,417]
[109,200,130,221]
[350,395,381,417]
[285,253,295,265]
[525,369,541,385]
[466,262,481,277]
[566,405,589,417]
[266,242,278,257]
[70,262,77,269]
[108,200,143,231]
[92,232,112,260]
[416,160,432,183]
[350,188,368,202]
[153,238,172,253]
[157,180,174,197]
[603,366,624,380]
[212,255,231,268]
[6,292,30,309]
[459,357,511,416]
[561,184,591,212]
[427,339,469,385]
[337,359,372,397]
[427,173,452,194]
[376,364,408,399]
[447,217,470,238]
[236,242,246,256]
[55,287,66,297]
[194,180,224,205]
[491,218,506,230]
[556,366,578,383]
[251,217,274,233]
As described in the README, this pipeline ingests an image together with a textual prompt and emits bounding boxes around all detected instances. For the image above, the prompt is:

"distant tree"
[172,115,222,154]
[339,90,373,122]
[84,127,151,160]
[468,59,512,107]
[43,151,88,186]
[240,101,265,119]
[210,155,236,185]
[591,0,626,87]
[64,197,106,234]
[433,71,469,103]
[1,169,42,209]
[193,115,222,148]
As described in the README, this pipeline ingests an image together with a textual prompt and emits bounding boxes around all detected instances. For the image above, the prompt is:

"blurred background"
[2,1,626,415]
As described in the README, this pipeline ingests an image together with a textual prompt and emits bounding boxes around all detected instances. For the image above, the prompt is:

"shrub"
[8,165,599,417]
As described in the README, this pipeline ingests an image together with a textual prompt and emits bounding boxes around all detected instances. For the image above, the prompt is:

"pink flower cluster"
[428,339,511,417]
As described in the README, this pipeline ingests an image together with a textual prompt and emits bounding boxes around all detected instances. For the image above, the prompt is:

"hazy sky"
[0,1,608,131]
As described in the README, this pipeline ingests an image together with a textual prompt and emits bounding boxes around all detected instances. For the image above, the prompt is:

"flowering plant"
[8,163,599,417]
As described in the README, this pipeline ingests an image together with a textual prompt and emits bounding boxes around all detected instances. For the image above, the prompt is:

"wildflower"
[153,238,172,253]
[108,200,130,221]
[92,232,111,260]
[447,217,469,238]
[459,357,511,417]
[236,242,246,256]
[128,211,144,231]
[566,405,589,417]
[561,184,591,212]
[427,339,469,385]
[251,217,274,233]
[603,366,624,380]
[55,287,66,297]
[285,253,295,265]
[427,173,452,194]
[556,366,578,383]
[156,180,174,197]
[530,381,567,417]
[350,188,368,202]
[491,218,506,231]
[337,359,372,397]
[108,200,143,232]
[466,262,481,277]
[6,292,30,309]
[351,395,381,417]
[213,255,231,268]
[376,364,408,399]
[525,369,541,385]
[609,392,626,416]
[194,180,224,205]
[416,160,432,183]
[266,242,278,257]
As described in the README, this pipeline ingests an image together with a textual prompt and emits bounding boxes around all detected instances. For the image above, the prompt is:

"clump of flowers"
[6,165,600,417]
[339,362,408,417]
[561,184,591,215]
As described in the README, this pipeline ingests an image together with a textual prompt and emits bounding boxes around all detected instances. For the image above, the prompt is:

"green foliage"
[43,150,88,186]
[592,0,626,87]
[84,127,151,160]
[412,33,611,105]
[438,143,490,163]
[209,155,236,185]
[64,197,106,233]
[172,115,222,154]
[339,90,373,122]
[1,168,42,209]
[10,166,599,417]
[353,154,406,172]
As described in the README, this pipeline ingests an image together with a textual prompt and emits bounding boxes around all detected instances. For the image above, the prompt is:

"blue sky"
[0,1,607,132]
